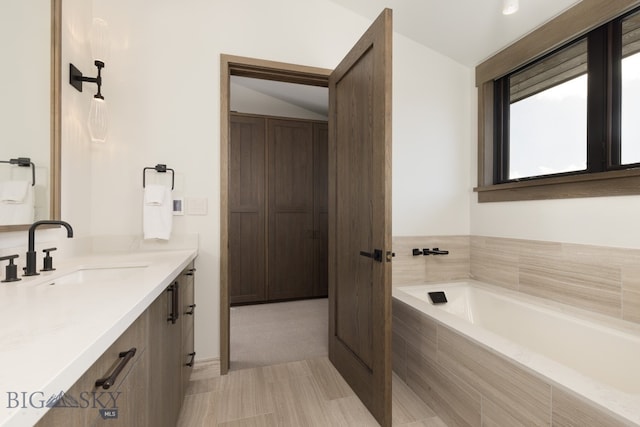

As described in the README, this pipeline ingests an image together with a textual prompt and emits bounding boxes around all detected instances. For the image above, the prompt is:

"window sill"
[474,168,640,202]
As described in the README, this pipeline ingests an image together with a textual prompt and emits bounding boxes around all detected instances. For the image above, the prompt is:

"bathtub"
[392,280,640,426]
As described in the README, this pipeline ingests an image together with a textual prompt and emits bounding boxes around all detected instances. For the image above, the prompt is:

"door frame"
[219,54,331,374]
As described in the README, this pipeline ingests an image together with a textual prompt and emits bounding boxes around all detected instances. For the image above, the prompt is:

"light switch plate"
[172,197,184,216]
[186,197,208,215]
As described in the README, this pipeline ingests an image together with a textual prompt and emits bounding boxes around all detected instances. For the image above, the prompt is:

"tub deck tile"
[552,387,630,427]
[437,325,552,426]
[407,345,481,427]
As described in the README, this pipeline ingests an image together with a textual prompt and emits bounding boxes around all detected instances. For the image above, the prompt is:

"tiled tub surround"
[392,281,640,426]
[392,236,470,286]
[471,236,640,325]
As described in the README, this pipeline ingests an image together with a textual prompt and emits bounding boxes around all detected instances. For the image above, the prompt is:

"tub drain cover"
[428,291,448,304]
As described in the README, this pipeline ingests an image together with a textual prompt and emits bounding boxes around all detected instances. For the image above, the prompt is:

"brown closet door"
[313,122,328,297]
[267,119,315,300]
[229,114,266,304]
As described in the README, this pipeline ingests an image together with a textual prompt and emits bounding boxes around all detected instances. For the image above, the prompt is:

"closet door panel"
[269,212,314,299]
[229,212,266,303]
[229,115,266,304]
[268,119,314,300]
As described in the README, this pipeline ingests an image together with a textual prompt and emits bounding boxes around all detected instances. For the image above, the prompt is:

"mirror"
[0,0,61,232]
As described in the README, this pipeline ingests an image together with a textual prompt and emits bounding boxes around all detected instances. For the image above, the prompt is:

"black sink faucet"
[24,220,74,276]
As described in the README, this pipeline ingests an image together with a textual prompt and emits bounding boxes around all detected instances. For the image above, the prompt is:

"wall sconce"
[69,18,110,143]
[502,0,519,15]
[69,61,108,142]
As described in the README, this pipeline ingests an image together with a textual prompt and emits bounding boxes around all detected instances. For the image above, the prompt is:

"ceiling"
[231,76,329,117]
[232,0,584,115]
[329,0,583,67]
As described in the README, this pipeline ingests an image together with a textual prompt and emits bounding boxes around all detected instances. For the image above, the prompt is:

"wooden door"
[267,118,315,300]
[328,9,392,427]
[313,122,329,297]
[229,115,267,304]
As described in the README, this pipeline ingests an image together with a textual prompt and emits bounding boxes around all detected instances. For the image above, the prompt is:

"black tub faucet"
[422,247,449,256]
[24,220,74,276]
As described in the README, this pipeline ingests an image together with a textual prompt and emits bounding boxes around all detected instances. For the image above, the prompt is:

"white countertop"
[0,249,197,427]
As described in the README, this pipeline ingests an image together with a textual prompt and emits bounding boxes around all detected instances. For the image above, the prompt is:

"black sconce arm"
[69,60,105,99]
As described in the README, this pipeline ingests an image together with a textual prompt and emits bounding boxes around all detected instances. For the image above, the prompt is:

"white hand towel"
[0,183,34,225]
[0,180,29,203]
[143,185,172,240]
[144,184,166,205]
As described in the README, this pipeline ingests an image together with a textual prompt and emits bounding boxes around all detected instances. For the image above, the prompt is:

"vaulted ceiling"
[329,0,583,66]
[233,0,584,114]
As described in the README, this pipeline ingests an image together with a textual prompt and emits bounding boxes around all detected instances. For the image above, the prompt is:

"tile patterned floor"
[177,358,448,426]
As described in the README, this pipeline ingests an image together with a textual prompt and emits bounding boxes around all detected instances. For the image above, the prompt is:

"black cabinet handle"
[185,303,196,315]
[167,282,180,324]
[185,268,196,276]
[95,348,136,390]
[186,352,196,367]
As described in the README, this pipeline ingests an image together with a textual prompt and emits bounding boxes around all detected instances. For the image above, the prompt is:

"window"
[621,11,640,165]
[475,2,640,202]
[501,39,588,180]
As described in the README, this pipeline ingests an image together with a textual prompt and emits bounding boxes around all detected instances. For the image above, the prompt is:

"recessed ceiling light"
[503,0,519,15]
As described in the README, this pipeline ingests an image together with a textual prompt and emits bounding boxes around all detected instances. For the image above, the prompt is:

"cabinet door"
[37,311,148,427]
[147,282,182,427]
[267,119,315,300]
[229,115,267,304]
[313,122,329,297]
[94,348,148,427]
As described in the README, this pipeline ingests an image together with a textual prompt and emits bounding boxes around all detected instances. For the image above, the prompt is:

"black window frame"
[492,8,640,184]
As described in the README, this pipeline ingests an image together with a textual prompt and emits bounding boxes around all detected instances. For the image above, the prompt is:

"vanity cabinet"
[36,262,195,427]
[148,261,196,427]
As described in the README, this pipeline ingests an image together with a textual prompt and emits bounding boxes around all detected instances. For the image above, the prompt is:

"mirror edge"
[0,0,61,233]
[51,0,61,222]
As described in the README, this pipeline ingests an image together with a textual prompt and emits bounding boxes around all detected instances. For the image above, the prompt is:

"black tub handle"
[95,347,136,390]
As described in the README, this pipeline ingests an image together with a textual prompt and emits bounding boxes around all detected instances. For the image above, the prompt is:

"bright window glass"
[621,12,640,165]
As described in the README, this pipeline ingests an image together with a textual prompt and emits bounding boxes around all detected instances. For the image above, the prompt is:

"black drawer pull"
[186,352,196,367]
[95,347,136,390]
[185,268,196,276]
[167,282,180,324]
[185,304,196,315]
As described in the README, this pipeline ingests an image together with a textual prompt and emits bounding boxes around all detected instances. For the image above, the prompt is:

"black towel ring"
[143,164,174,190]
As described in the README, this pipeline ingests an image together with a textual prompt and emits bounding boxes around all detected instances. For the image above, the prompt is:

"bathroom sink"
[45,265,148,286]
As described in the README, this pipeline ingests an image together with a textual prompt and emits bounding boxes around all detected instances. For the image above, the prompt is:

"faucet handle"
[41,247,57,272]
[0,254,22,283]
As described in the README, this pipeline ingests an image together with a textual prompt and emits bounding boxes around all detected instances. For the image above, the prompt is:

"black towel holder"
[0,157,35,186]
[143,164,174,190]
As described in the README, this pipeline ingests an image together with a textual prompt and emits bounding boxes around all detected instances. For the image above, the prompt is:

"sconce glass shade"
[88,96,108,143]
[90,18,111,62]
[503,0,519,15]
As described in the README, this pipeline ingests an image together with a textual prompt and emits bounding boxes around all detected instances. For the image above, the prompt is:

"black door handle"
[360,249,383,263]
